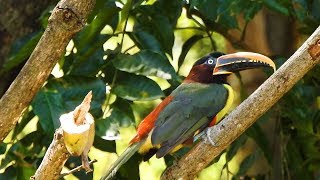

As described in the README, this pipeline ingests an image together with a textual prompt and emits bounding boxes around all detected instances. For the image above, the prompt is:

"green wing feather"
[151,83,229,157]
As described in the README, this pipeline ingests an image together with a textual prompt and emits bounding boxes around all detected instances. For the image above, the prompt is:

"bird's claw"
[205,128,218,147]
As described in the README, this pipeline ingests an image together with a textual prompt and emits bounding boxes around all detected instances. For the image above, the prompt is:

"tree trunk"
[0,0,54,96]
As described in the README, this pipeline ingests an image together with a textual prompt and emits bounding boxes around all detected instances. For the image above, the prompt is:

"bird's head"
[185,52,276,83]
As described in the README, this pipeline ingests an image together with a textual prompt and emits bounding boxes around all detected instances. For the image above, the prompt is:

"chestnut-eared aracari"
[102,51,275,179]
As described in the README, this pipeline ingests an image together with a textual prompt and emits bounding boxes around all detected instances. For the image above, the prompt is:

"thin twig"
[60,159,97,177]
[175,26,203,31]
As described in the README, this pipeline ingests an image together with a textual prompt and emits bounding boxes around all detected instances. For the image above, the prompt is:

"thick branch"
[31,128,70,180]
[162,26,320,179]
[0,0,95,141]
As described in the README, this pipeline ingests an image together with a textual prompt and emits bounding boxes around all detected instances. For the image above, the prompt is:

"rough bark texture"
[161,26,320,180]
[0,0,96,141]
[30,128,70,180]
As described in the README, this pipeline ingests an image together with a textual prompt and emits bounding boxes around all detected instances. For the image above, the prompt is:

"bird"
[101,51,276,179]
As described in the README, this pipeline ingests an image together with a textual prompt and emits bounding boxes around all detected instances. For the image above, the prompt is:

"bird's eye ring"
[207,59,214,64]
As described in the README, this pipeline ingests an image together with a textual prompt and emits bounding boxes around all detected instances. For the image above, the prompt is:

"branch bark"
[30,128,70,180]
[161,26,320,180]
[0,0,95,141]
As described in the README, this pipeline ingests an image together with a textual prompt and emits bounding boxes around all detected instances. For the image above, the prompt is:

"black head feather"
[193,52,225,67]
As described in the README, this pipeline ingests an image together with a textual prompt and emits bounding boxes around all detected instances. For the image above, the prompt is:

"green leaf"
[133,6,174,56]
[153,0,183,26]
[48,76,106,117]
[178,35,203,69]
[96,98,135,140]
[65,1,120,75]
[112,98,135,127]
[243,3,263,21]
[218,13,238,29]
[118,153,142,180]
[113,50,176,79]
[32,90,64,135]
[286,140,313,179]
[17,166,36,180]
[3,31,43,72]
[75,1,120,48]
[0,144,6,154]
[68,47,106,76]
[263,0,289,15]
[128,31,162,52]
[112,72,164,101]
[0,166,16,179]
[95,118,120,141]
[190,0,219,20]
[109,107,135,128]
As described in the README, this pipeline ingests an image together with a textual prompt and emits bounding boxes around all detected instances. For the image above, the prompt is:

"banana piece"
[59,91,95,172]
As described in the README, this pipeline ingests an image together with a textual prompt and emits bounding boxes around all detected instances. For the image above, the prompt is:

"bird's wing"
[151,83,229,157]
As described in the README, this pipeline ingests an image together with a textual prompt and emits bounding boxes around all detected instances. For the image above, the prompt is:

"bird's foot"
[205,128,219,147]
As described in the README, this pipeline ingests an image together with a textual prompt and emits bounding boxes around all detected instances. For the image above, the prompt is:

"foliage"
[0,0,319,179]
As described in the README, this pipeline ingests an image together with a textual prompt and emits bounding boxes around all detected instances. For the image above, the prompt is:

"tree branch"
[161,26,320,179]
[0,0,96,141]
[32,91,95,179]
[30,128,70,180]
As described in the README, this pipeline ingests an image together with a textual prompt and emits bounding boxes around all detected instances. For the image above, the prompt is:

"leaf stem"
[190,16,216,50]
[120,1,132,52]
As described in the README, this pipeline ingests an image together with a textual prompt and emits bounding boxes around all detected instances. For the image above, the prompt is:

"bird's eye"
[207,59,214,64]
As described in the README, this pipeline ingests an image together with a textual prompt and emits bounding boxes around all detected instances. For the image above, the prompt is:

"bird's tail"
[101,139,146,180]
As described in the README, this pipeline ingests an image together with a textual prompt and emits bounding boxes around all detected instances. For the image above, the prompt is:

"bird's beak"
[212,52,276,75]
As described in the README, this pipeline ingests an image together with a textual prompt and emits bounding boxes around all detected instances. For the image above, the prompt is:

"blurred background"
[0,0,319,179]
